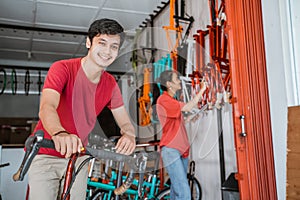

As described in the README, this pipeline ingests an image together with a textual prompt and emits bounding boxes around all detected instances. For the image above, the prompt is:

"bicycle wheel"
[156,178,202,200]
[155,187,171,200]
[90,189,104,200]
[189,177,202,200]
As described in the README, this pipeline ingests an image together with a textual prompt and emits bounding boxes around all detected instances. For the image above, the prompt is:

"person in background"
[27,18,136,200]
[156,70,206,200]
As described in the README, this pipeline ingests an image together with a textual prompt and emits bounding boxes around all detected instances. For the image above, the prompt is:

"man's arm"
[181,80,207,112]
[39,88,83,158]
[111,106,136,155]
[39,89,63,134]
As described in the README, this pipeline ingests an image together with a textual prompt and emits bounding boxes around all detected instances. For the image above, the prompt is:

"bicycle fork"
[61,153,78,200]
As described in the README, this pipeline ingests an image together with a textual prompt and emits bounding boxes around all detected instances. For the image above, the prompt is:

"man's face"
[87,34,121,68]
[170,72,181,91]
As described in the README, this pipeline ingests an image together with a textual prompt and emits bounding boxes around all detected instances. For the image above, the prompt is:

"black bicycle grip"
[40,138,55,149]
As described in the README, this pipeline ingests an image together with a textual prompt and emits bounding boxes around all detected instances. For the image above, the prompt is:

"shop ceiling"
[0,0,168,68]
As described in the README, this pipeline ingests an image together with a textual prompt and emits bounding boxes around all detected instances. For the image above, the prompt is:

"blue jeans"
[161,147,191,200]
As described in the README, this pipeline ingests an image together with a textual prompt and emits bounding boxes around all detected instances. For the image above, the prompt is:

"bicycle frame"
[87,172,163,200]
[138,68,151,126]
[61,153,81,200]
[162,0,194,71]
[86,141,164,200]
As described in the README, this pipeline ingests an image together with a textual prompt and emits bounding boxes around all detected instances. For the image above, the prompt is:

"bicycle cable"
[200,107,229,160]
[189,105,230,160]
[188,109,213,160]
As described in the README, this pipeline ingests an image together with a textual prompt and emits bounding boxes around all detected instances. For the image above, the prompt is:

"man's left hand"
[115,134,136,155]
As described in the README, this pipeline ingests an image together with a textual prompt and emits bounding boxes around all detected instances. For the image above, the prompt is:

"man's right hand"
[200,79,208,93]
[52,132,83,158]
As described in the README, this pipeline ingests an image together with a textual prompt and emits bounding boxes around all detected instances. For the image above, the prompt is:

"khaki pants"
[28,154,89,200]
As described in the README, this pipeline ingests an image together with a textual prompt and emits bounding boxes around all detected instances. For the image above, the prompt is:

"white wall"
[261,0,287,199]
[0,148,28,200]
[261,0,300,199]
[187,105,236,200]
[288,0,300,105]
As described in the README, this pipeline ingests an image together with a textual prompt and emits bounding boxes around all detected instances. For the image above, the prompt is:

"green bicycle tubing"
[86,151,166,199]
[87,172,170,199]
[0,68,6,94]
[87,178,138,195]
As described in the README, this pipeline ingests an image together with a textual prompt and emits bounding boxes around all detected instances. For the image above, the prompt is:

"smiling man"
[27,18,136,200]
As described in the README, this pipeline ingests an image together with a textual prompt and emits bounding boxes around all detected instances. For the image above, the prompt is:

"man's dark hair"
[88,18,125,47]
[158,70,176,91]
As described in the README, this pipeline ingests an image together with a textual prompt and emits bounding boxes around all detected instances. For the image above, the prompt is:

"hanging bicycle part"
[136,47,157,126]
[201,64,226,109]
[0,68,6,95]
[163,0,194,71]
[11,69,17,95]
[138,67,152,126]
[24,70,30,95]
[37,70,43,95]
[0,67,47,95]
[193,30,209,73]
[188,0,230,109]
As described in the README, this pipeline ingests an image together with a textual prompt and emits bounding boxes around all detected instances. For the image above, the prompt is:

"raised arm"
[181,80,207,112]
[111,105,136,155]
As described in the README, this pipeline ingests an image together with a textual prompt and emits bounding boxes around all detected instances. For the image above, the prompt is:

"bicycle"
[85,136,160,200]
[13,131,202,200]
[86,141,162,200]
[13,130,153,200]
[86,141,202,200]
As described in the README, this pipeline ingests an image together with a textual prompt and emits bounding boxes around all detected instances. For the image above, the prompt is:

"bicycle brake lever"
[13,130,45,181]
[136,153,147,196]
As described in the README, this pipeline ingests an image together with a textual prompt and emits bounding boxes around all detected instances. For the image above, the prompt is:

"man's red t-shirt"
[157,92,190,158]
[33,57,124,157]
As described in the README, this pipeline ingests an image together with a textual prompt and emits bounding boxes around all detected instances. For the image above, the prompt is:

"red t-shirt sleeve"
[43,61,69,94]
[107,84,124,109]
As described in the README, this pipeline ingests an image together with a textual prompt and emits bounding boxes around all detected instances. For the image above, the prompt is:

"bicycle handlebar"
[13,130,141,181]
[13,130,159,196]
